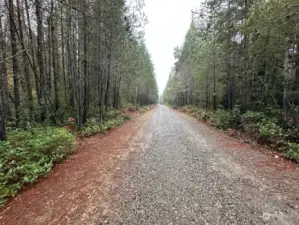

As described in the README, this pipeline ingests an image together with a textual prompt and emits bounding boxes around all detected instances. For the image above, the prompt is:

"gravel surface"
[103,105,299,225]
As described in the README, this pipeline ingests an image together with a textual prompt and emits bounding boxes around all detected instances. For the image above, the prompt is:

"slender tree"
[7,0,21,127]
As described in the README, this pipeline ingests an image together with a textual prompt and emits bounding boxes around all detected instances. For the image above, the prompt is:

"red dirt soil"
[0,109,154,225]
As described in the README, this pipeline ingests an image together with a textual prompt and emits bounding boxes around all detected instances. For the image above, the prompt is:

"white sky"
[144,0,201,95]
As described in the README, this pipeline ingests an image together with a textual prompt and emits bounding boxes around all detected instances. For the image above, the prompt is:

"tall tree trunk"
[0,116,6,141]
[25,0,41,108]
[213,42,216,111]
[104,39,112,109]
[46,16,52,97]
[99,34,107,122]
[7,0,21,127]
[116,75,121,108]
[226,0,233,110]
[51,0,59,111]
[283,37,296,121]
[35,0,46,120]
[16,0,33,120]
[76,17,82,128]
[205,69,209,111]
[113,73,119,108]
[66,2,74,109]
[60,6,67,104]
[82,0,89,124]
[0,16,11,119]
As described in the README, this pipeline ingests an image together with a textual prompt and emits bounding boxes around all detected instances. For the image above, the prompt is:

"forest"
[163,0,299,161]
[0,0,158,137]
[0,0,157,204]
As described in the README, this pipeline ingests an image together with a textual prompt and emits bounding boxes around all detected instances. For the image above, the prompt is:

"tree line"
[0,0,158,140]
[163,0,299,127]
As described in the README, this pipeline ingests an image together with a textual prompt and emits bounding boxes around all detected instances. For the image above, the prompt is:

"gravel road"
[1,105,299,225]
[103,105,299,225]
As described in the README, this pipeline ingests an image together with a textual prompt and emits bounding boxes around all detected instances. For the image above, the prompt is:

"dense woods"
[163,0,299,119]
[0,0,158,140]
[163,0,299,161]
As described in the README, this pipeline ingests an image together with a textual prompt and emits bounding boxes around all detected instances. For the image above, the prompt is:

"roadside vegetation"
[163,0,299,162]
[0,127,76,206]
[174,105,299,163]
[80,104,153,137]
[0,104,153,206]
[0,0,158,206]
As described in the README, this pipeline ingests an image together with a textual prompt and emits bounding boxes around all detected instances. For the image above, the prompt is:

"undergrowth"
[175,105,299,163]
[0,127,76,206]
[80,105,151,137]
[80,112,130,137]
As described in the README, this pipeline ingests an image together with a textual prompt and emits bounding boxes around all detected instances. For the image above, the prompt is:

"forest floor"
[1,105,299,224]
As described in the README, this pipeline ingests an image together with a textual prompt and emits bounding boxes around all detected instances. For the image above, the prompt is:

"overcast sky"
[143,0,201,95]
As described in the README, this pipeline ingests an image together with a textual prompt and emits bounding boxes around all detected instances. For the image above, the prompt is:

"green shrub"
[104,116,128,131]
[213,105,241,129]
[0,127,76,206]
[241,111,266,136]
[193,109,203,119]
[106,118,124,130]
[124,114,131,120]
[138,108,147,114]
[240,110,285,146]
[81,109,131,137]
[263,106,282,119]
[194,109,204,119]
[137,106,152,113]
[104,109,121,120]
[258,121,284,142]
[286,128,299,143]
[241,111,265,123]
[187,106,198,114]
[284,143,299,162]
[125,103,137,112]
[177,106,198,114]
[214,109,234,129]
[199,111,214,122]
[81,118,107,137]
[231,105,241,126]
